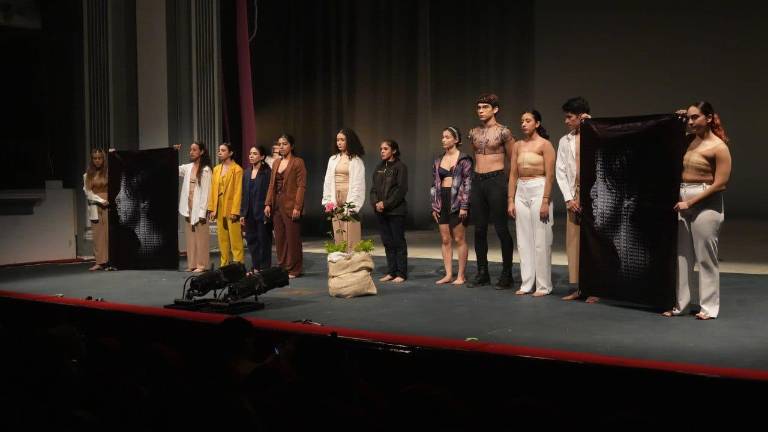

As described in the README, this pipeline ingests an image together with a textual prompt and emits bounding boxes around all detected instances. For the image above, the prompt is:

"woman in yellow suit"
[208,143,244,266]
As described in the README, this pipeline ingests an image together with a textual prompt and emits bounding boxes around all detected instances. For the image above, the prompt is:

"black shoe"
[468,266,490,287]
[495,270,512,290]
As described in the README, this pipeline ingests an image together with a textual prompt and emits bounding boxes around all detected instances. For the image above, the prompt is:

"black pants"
[245,217,273,271]
[471,171,514,271]
[376,213,408,279]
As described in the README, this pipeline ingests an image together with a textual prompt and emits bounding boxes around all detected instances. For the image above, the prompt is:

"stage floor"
[2,251,768,376]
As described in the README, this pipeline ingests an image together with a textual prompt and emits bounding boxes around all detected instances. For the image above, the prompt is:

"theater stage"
[2,248,768,381]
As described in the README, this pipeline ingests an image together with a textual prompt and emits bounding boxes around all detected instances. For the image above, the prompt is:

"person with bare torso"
[467,94,516,288]
[663,101,732,320]
[507,110,555,297]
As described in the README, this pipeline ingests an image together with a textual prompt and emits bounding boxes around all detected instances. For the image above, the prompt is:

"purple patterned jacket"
[430,152,473,213]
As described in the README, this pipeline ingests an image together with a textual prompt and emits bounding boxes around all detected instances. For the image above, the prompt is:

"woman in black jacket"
[370,140,408,283]
[240,145,273,272]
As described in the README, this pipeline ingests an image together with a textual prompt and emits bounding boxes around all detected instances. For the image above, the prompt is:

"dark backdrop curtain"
[222,0,534,233]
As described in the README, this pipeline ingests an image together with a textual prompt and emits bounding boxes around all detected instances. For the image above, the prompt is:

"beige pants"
[185,220,210,270]
[332,183,361,252]
[92,192,109,265]
[566,209,580,284]
[674,183,723,318]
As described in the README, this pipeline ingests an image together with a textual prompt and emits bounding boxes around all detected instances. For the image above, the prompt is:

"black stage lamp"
[223,267,289,302]
[166,265,288,314]
[185,262,246,300]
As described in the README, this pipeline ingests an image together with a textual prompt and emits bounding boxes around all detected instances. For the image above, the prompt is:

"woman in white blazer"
[176,141,213,272]
[322,128,366,252]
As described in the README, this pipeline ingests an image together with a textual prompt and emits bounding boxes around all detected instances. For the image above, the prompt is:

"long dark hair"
[279,133,296,156]
[252,145,268,167]
[192,141,212,183]
[335,128,365,158]
[522,110,549,140]
[691,101,729,145]
[381,139,400,161]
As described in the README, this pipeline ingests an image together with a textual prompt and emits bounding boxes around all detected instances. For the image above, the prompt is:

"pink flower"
[324,202,336,213]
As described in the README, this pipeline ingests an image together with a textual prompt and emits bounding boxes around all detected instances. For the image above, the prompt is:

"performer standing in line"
[175,141,212,272]
[467,93,516,288]
[240,145,273,272]
[431,127,472,285]
[556,97,598,303]
[322,128,366,252]
[265,134,307,278]
[208,143,244,266]
[508,111,555,296]
[664,101,732,320]
[370,140,408,283]
[83,148,111,271]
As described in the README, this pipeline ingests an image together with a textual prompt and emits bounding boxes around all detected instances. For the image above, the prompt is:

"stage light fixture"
[185,262,246,300]
[222,267,289,302]
[166,265,289,314]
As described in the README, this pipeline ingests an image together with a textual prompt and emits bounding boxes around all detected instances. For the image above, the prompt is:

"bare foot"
[391,276,405,283]
[192,268,205,273]
[451,278,466,285]
[515,289,531,296]
[662,311,674,317]
[532,291,549,297]
[561,291,580,301]
[89,264,103,271]
[435,275,453,284]
[585,296,600,304]
[379,275,394,282]
[696,312,713,320]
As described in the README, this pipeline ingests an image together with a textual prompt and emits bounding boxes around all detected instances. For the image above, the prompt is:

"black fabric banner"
[108,148,178,270]
[580,115,685,309]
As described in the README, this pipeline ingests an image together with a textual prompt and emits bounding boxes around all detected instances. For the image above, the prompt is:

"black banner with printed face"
[108,148,178,270]
[579,115,685,309]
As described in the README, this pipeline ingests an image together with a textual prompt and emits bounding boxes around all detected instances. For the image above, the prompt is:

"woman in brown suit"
[265,134,307,278]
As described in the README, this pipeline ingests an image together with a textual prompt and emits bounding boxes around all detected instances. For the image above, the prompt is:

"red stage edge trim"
[2,289,766,382]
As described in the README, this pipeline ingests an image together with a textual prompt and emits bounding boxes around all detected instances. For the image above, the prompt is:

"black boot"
[468,265,490,287]
[495,268,512,290]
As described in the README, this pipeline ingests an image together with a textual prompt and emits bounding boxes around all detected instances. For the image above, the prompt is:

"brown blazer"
[265,156,307,213]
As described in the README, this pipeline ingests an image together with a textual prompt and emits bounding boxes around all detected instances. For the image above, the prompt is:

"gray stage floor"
[2,252,768,372]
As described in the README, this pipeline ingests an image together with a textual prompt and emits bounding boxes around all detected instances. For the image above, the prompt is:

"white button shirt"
[555,131,578,203]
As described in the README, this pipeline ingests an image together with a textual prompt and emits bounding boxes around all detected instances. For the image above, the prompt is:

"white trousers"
[515,177,553,294]
[674,183,723,318]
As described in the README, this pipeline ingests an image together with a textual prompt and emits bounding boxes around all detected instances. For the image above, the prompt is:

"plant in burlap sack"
[323,202,376,298]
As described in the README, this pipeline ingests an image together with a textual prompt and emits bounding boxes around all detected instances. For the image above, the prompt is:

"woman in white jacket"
[176,141,213,272]
[322,128,366,252]
[83,148,110,271]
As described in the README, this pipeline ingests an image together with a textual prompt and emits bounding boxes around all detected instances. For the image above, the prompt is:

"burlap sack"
[328,252,377,298]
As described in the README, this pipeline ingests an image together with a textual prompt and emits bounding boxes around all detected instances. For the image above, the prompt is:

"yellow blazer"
[208,162,244,218]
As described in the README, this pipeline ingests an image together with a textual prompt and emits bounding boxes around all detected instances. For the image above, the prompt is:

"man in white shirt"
[556,97,597,302]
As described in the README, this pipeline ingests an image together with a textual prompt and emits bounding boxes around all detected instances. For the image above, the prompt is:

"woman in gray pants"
[664,101,732,320]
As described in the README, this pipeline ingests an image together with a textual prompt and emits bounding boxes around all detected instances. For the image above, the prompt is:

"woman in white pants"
[507,110,556,297]
[664,101,732,320]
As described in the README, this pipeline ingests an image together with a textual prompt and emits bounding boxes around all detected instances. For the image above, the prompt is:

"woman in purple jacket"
[431,127,473,285]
